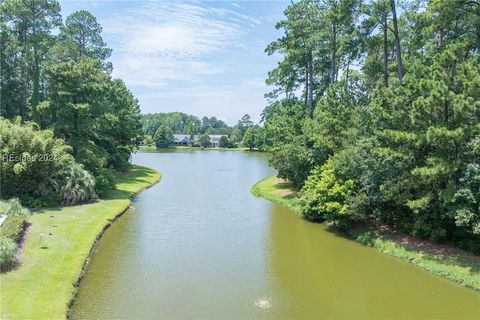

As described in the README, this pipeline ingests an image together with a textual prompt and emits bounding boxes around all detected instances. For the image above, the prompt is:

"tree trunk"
[304,65,309,109]
[390,0,404,83]
[19,27,28,121]
[331,22,337,84]
[31,44,40,109]
[476,24,480,53]
[383,18,389,87]
[307,50,314,117]
[438,28,444,48]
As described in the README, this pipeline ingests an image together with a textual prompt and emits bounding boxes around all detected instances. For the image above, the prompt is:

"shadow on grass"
[419,247,480,273]
[323,224,480,275]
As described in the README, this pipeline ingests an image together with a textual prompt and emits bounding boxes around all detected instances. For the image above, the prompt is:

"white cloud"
[103,1,255,57]
[102,1,261,90]
[89,0,284,122]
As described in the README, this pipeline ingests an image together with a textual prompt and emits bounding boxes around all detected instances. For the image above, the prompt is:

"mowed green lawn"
[0,164,161,320]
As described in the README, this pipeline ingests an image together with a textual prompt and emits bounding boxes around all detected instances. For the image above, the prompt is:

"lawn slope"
[0,164,160,320]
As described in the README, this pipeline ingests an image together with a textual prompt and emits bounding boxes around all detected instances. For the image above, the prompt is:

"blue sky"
[59,0,288,124]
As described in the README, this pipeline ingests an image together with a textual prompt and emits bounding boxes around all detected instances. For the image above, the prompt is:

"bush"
[0,236,17,272]
[154,125,174,148]
[0,198,30,216]
[95,169,116,197]
[58,163,96,205]
[198,134,211,148]
[0,199,29,243]
[218,136,230,148]
[0,118,97,206]
[21,194,62,208]
[269,139,314,187]
[299,159,355,228]
[0,215,25,243]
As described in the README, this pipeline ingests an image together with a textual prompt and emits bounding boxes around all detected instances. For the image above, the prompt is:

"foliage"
[1,3,142,202]
[0,236,17,272]
[0,118,96,206]
[94,169,116,198]
[198,134,211,148]
[50,10,112,70]
[58,162,96,205]
[141,112,264,147]
[0,199,29,243]
[299,159,355,228]
[218,136,231,148]
[264,0,480,249]
[0,0,61,118]
[243,127,257,150]
[141,112,231,137]
[0,198,30,217]
[0,215,25,243]
[262,98,306,147]
[269,138,314,187]
[153,125,174,148]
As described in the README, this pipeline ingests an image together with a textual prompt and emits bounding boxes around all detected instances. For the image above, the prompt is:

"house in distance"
[173,134,227,147]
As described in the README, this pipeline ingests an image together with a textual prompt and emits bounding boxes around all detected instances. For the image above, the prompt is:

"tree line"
[0,0,142,207]
[141,112,272,150]
[261,0,480,253]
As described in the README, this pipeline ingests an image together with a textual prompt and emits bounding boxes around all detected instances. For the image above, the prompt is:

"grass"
[251,174,480,292]
[0,164,161,320]
[251,175,302,214]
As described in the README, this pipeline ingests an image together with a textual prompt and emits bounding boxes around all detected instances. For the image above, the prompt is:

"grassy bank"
[251,175,480,292]
[0,164,161,320]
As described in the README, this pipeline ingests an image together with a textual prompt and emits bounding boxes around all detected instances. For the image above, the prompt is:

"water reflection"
[71,150,480,319]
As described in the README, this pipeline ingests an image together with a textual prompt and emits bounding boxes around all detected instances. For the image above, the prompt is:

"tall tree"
[361,0,391,87]
[49,10,112,71]
[266,0,321,114]
[0,0,61,118]
[390,0,404,82]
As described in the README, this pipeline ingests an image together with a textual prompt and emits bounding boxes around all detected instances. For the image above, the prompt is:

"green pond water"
[71,150,480,319]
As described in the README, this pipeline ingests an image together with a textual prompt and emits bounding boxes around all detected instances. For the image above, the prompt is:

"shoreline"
[137,145,250,152]
[66,166,161,319]
[0,164,161,320]
[251,175,480,292]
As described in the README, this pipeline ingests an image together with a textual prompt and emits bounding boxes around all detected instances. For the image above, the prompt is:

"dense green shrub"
[0,236,17,272]
[299,159,355,228]
[198,134,211,148]
[449,136,480,237]
[0,118,97,206]
[154,125,174,148]
[0,198,30,216]
[218,136,230,148]
[58,163,96,205]
[0,199,29,243]
[366,47,480,241]
[21,194,62,208]
[94,168,116,198]
[0,215,25,243]
[269,139,314,187]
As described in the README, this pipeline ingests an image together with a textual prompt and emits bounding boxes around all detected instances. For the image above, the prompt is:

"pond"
[71,150,480,319]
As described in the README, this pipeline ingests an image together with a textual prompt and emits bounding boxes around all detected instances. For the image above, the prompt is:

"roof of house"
[173,134,227,143]
[209,134,227,143]
[173,134,190,142]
